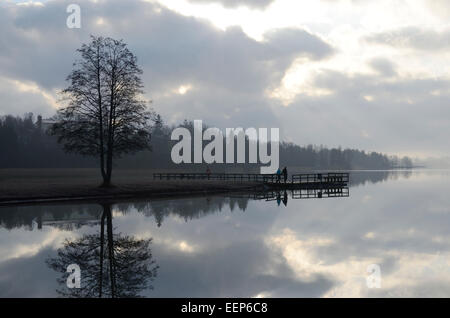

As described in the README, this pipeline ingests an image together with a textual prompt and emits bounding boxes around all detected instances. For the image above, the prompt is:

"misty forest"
[0,113,413,171]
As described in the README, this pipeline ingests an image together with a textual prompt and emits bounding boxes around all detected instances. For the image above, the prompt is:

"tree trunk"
[99,208,106,297]
[104,149,113,187]
[97,44,108,188]
[103,64,116,188]
[106,206,116,297]
[101,166,112,187]
[100,155,109,187]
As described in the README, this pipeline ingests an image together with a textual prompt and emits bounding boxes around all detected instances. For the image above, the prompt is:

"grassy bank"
[0,169,261,205]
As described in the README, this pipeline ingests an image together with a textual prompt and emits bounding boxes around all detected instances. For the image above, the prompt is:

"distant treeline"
[0,113,413,170]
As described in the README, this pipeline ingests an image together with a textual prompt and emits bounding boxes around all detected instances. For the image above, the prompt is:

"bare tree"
[51,36,154,186]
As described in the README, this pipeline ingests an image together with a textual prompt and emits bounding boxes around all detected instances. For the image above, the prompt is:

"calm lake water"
[1,170,450,297]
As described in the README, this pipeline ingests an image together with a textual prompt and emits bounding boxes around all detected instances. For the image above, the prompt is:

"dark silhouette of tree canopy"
[0,114,414,171]
[46,203,158,298]
[51,36,154,186]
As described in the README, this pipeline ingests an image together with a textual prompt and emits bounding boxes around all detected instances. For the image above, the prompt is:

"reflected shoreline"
[0,169,410,207]
[0,170,415,230]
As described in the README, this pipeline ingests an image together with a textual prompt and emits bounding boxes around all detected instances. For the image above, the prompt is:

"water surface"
[1,170,449,297]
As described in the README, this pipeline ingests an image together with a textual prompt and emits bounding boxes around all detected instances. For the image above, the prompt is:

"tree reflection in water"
[46,203,158,298]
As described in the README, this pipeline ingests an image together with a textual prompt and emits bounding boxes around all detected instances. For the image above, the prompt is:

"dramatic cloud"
[276,69,450,155]
[368,58,397,77]
[365,27,450,51]
[188,0,274,9]
[0,0,333,128]
[0,77,56,116]
[1,0,450,157]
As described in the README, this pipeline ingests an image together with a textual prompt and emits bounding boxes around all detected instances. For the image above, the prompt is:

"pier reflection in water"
[230,186,349,207]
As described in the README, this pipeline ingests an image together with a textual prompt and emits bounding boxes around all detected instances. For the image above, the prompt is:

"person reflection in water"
[275,191,288,207]
[282,190,288,206]
[46,202,159,298]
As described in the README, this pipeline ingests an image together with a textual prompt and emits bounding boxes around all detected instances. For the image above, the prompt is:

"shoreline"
[0,179,263,207]
[0,168,379,206]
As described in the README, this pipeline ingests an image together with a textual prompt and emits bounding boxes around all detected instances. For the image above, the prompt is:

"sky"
[1,0,450,159]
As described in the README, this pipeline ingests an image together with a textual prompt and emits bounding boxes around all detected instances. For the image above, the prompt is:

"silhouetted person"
[276,168,281,183]
[282,167,288,183]
[206,167,211,179]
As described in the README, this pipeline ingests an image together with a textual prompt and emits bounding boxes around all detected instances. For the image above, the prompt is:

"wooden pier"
[153,172,349,188]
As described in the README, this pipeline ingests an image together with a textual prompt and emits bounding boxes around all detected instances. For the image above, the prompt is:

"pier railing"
[291,172,349,184]
[153,173,276,182]
[153,172,349,184]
